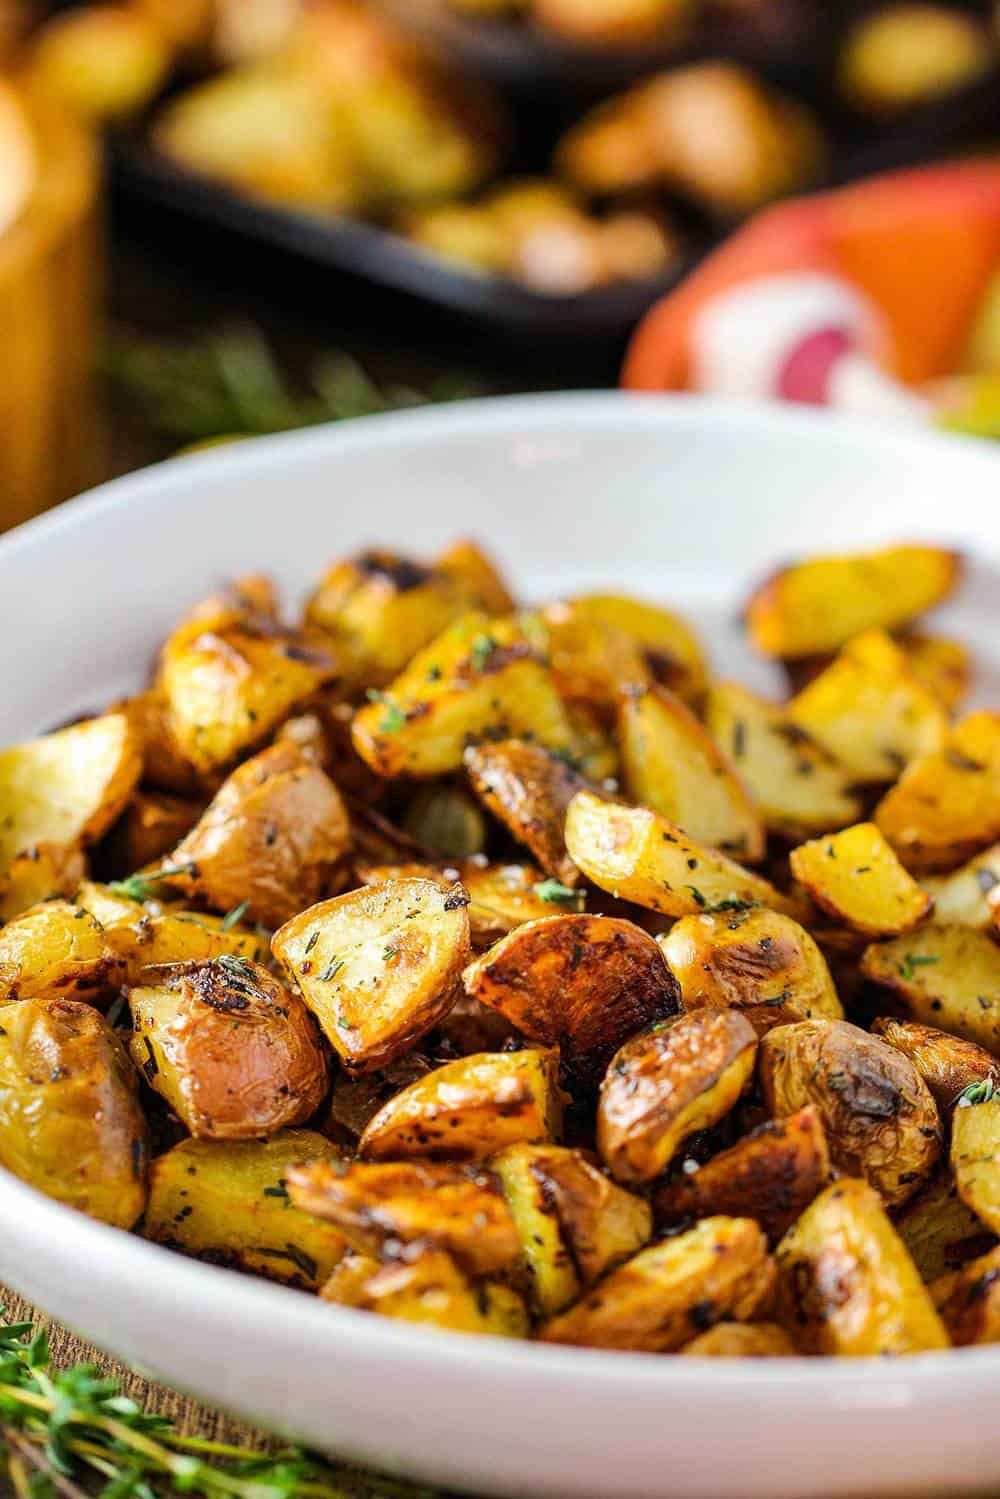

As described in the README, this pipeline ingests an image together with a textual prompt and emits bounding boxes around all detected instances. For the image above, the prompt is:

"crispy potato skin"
[661,907,842,1037]
[539,1215,774,1352]
[557,594,707,708]
[932,1246,1000,1346]
[0,842,87,923]
[463,914,680,1096]
[790,823,932,937]
[144,1131,348,1289]
[129,960,329,1141]
[0,998,149,1228]
[874,712,1000,874]
[323,1248,529,1337]
[119,690,207,799]
[463,739,591,886]
[871,1019,999,1113]
[861,927,1000,1055]
[168,741,351,928]
[775,1179,949,1355]
[899,632,971,714]
[952,1098,1000,1233]
[75,882,263,985]
[895,1169,995,1282]
[655,1105,830,1243]
[759,1019,941,1207]
[0,900,122,1005]
[680,1322,796,1357]
[598,1011,757,1185]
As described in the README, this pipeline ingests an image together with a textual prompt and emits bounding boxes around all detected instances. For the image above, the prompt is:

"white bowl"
[2,393,999,1499]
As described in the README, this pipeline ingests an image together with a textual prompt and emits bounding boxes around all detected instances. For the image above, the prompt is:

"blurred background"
[3,0,1000,532]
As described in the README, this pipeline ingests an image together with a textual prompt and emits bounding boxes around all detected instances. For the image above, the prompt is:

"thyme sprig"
[107,866,194,903]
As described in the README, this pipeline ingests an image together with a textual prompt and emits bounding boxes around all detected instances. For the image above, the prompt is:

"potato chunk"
[660,907,842,1037]
[895,1169,995,1282]
[932,1246,1000,1346]
[0,843,87,923]
[861,927,1000,1055]
[617,684,764,862]
[899,631,971,714]
[952,1096,1000,1234]
[357,858,574,947]
[463,914,680,1095]
[923,845,1000,930]
[655,1106,830,1243]
[539,1216,774,1352]
[435,538,516,618]
[322,1248,529,1338]
[463,739,592,886]
[564,790,803,920]
[789,823,931,936]
[286,1158,520,1278]
[106,790,202,874]
[0,901,122,1004]
[0,998,149,1228]
[759,1019,941,1207]
[598,1011,757,1185]
[129,959,328,1140]
[272,877,470,1074]
[745,543,961,659]
[555,593,708,708]
[874,712,1000,874]
[75,881,263,985]
[166,742,350,928]
[774,1179,949,1354]
[531,604,649,717]
[680,1322,796,1357]
[144,1132,347,1289]
[871,1018,1000,1111]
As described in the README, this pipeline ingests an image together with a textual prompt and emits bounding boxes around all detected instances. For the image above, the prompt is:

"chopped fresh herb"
[685,886,707,908]
[365,689,406,734]
[533,879,584,908]
[956,1078,998,1107]
[220,899,250,931]
[218,952,254,979]
[305,929,320,954]
[320,958,346,982]
[469,634,497,672]
[898,953,940,982]
[732,720,747,759]
[255,1243,319,1282]
[108,863,193,902]
[263,1181,290,1201]
[383,945,399,961]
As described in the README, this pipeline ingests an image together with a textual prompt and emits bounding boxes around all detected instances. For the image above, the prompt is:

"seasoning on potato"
[0,900,122,1005]
[789,823,932,936]
[861,927,1000,1055]
[895,1167,995,1282]
[463,739,593,886]
[874,712,1000,874]
[931,1245,1000,1346]
[951,1093,1000,1234]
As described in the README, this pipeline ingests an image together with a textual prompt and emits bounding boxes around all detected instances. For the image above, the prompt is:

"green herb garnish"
[108,865,193,902]
[898,953,940,982]
[365,690,406,734]
[469,635,497,673]
[220,900,250,932]
[533,880,584,908]
[956,1078,998,1107]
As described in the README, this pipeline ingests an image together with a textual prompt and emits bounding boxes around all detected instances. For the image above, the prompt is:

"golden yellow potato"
[597,210,680,284]
[105,790,203,874]
[932,1245,1000,1345]
[839,3,992,114]
[0,842,87,924]
[129,959,328,1140]
[555,593,707,708]
[789,823,932,937]
[952,1096,1000,1234]
[117,690,206,799]
[0,900,122,1004]
[681,1322,796,1357]
[875,712,1000,873]
[872,1018,999,1112]
[774,1179,949,1355]
[861,927,1000,1055]
[555,96,661,198]
[895,1168,995,1282]
[540,1215,774,1351]
[144,1132,348,1289]
[464,739,593,886]
[660,907,842,1037]
[899,631,971,713]
[435,538,516,617]
[30,4,171,122]
[404,202,512,276]
[923,845,1000,929]
[320,1250,382,1306]
[529,603,649,717]
[0,998,149,1228]
[759,1019,941,1207]
[529,0,691,45]
[322,1248,529,1338]
[356,858,576,948]
[272,876,470,1073]
[463,914,680,1096]
[74,880,263,985]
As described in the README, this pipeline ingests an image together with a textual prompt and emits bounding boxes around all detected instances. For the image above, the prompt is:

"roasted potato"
[74,880,263,984]
[899,631,971,713]
[952,1096,1000,1233]
[321,1247,529,1337]
[0,998,149,1227]
[324,1053,435,1145]
[931,1245,1000,1346]
[118,690,206,799]
[874,712,1000,874]
[144,1131,348,1289]
[272,876,470,1073]
[29,3,171,121]
[789,823,932,937]
[660,907,843,1036]
[759,1019,941,1207]
[598,1011,757,1185]
[464,739,593,885]
[529,0,691,46]
[839,3,993,114]
[655,1106,830,1243]
[680,1322,796,1357]
[530,603,649,716]
[435,538,516,617]
[0,842,87,923]
[359,1049,561,1161]
[895,1168,995,1281]
[463,914,680,1095]
[539,1215,774,1351]
[550,593,707,708]
[105,790,203,874]
[129,959,328,1140]
[923,845,1000,929]
[0,900,122,1004]
[356,857,575,947]
[872,1018,1000,1113]
[774,1179,949,1354]
[861,927,1000,1054]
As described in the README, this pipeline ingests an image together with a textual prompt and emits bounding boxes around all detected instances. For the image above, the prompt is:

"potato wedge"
[557,593,708,708]
[931,1246,1000,1345]
[923,845,1000,929]
[745,543,961,659]
[273,876,470,1074]
[0,900,122,1004]
[598,1011,757,1185]
[952,1096,1000,1234]
[774,1179,949,1354]
[895,1168,995,1282]
[759,1019,941,1207]
[706,681,862,840]
[356,858,573,947]
[530,604,649,716]
[286,1158,520,1278]
[351,612,579,778]
[435,537,516,617]
[74,881,263,985]
[861,927,1000,1055]
[871,1018,1000,1112]
[463,739,593,885]
[564,790,804,920]
[539,1215,774,1351]
[680,1322,796,1357]
[654,1105,830,1243]
[789,823,932,937]
[320,1250,382,1306]
[617,684,764,862]
[660,907,842,1037]
[874,712,1000,873]
[144,1132,347,1289]
[129,959,328,1140]
[463,914,680,1095]
[0,998,149,1228]
[360,1049,561,1161]
[0,842,87,923]
[322,1248,529,1337]
[899,631,971,713]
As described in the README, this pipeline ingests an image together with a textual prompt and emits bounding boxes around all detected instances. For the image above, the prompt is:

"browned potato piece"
[119,690,206,799]
[144,1132,348,1290]
[539,1215,774,1351]
[565,790,805,920]
[871,1018,1000,1113]
[74,881,263,985]
[286,1158,520,1278]
[932,1246,1000,1345]
[320,1250,382,1306]
[555,95,661,198]
[861,927,1000,1054]
[360,1050,561,1161]
[923,845,1000,929]
[351,612,579,779]
[745,543,961,660]
[789,630,949,784]
[323,1248,529,1338]
[531,602,649,715]
[464,739,593,885]
[655,1106,830,1243]
[617,684,764,863]
[530,0,691,45]
[129,959,328,1140]
[106,790,202,874]
[356,858,576,947]
[435,538,516,617]
[555,593,707,708]
[874,713,1000,874]
[29,4,171,121]
[0,998,149,1228]
[598,1011,757,1184]
[899,631,971,713]
[166,741,350,928]
[839,3,992,114]
[402,783,487,860]
[789,823,932,936]
[707,682,862,840]
[952,1096,1000,1233]
[272,877,470,1074]
[0,842,87,923]
[660,907,842,1037]
[774,1179,949,1355]
[896,1169,995,1282]
[463,914,680,1094]
[0,900,122,1004]
[759,1019,941,1207]
[325,1054,435,1145]
[680,1322,796,1357]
